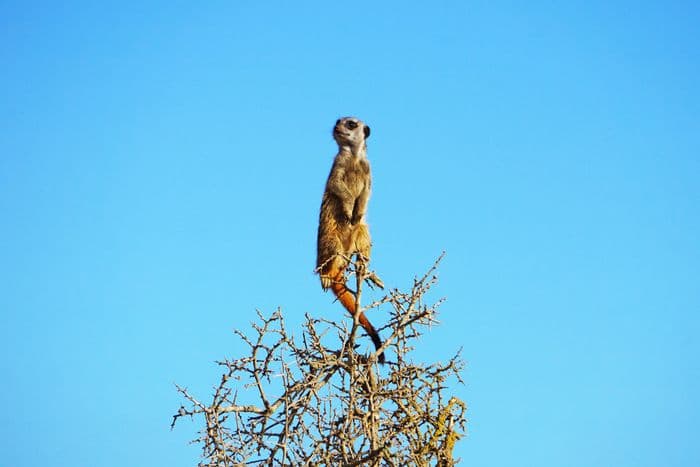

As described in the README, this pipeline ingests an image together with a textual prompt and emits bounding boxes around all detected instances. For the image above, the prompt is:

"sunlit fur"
[316,117,384,363]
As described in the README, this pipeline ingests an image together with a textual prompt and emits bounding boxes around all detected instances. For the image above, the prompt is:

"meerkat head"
[333,117,370,152]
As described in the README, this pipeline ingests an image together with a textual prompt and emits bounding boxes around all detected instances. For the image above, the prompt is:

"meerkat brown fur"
[317,116,385,363]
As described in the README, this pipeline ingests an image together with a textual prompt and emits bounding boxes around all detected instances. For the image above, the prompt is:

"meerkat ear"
[364,125,371,139]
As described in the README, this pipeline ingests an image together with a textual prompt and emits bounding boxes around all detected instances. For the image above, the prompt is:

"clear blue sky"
[2,1,698,465]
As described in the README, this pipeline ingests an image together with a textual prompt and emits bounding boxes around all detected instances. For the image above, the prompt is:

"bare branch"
[173,254,466,465]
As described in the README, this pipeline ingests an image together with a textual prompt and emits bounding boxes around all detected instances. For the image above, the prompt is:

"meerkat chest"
[342,158,370,193]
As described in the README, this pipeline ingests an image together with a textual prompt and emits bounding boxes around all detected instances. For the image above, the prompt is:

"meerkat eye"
[346,121,358,130]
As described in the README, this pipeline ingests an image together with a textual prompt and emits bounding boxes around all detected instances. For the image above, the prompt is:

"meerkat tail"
[329,277,385,364]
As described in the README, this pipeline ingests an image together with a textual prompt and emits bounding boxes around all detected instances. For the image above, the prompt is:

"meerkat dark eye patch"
[364,125,371,139]
[345,121,358,130]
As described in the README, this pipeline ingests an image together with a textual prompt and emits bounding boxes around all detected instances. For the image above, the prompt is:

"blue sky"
[1,1,699,465]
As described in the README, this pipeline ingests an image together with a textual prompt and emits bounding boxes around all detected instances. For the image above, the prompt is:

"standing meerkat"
[317,116,385,363]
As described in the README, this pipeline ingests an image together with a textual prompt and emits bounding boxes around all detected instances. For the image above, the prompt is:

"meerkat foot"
[356,254,369,275]
[320,275,333,290]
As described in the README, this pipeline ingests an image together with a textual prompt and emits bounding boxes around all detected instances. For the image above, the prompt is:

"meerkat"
[317,116,385,363]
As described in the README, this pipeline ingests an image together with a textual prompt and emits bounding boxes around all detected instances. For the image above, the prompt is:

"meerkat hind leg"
[351,224,371,263]
[320,255,347,290]
[351,223,384,289]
